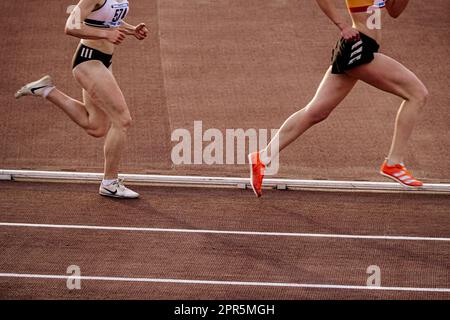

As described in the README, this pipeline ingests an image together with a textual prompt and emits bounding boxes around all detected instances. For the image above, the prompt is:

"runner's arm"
[315,0,360,41]
[120,21,149,40]
[119,21,137,34]
[385,0,410,18]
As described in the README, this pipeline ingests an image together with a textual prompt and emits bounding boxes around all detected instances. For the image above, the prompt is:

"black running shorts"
[72,44,113,69]
[331,32,380,74]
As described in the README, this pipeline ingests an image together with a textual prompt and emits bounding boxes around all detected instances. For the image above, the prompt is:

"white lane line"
[1,222,449,242]
[0,273,449,293]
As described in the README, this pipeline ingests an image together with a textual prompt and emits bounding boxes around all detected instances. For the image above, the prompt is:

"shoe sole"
[248,154,261,198]
[380,171,423,190]
[99,191,139,199]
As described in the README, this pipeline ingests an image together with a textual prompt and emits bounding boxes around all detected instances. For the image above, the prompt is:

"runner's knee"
[87,121,110,138]
[416,85,429,105]
[120,111,132,130]
[407,83,429,106]
[112,110,132,131]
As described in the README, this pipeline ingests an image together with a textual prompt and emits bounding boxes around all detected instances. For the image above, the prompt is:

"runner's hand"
[106,29,126,45]
[341,25,360,42]
[134,23,149,40]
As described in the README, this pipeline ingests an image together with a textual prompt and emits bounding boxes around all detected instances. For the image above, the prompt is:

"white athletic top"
[84,0,129,28]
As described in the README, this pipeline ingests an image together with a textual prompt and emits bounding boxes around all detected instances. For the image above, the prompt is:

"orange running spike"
[380,161,423,188]
[248,152,266,197]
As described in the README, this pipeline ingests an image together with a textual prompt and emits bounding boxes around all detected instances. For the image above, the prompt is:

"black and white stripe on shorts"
[348,40,363,66]
[80,47,94,59]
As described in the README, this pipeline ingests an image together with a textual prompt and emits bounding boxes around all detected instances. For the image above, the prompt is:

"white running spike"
[14,75,54,99]
[99,178,139,199]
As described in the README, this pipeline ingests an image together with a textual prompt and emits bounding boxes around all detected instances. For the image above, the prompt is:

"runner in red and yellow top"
[249,0,426,197]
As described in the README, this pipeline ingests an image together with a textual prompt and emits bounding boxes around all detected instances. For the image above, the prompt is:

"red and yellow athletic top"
[346,0,386,13]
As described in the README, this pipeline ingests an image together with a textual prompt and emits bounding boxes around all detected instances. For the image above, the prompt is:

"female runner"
[249,0,428,197]
[15,0,148,199]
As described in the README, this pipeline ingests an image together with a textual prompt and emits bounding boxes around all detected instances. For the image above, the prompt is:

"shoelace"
[394,164,420,183]
[396,164,413,178]
[113,178,126,191]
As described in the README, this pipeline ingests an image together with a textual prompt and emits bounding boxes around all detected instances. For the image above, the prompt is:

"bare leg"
[346,53,428,164]
[262,67,357,163]
[73,61,132,180]
[46,86,110,138]
[46,89,89,128]
[102,123,128,180]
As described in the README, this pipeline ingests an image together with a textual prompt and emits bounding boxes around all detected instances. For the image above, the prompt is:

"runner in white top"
[15,0,149,199]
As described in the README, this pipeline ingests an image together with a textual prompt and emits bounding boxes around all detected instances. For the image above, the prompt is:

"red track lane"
[0,181,449,299]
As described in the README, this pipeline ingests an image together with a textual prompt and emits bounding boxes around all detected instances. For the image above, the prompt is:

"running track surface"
[1,0,450,182]
[1,0,449,301]
[0,181,449,299]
